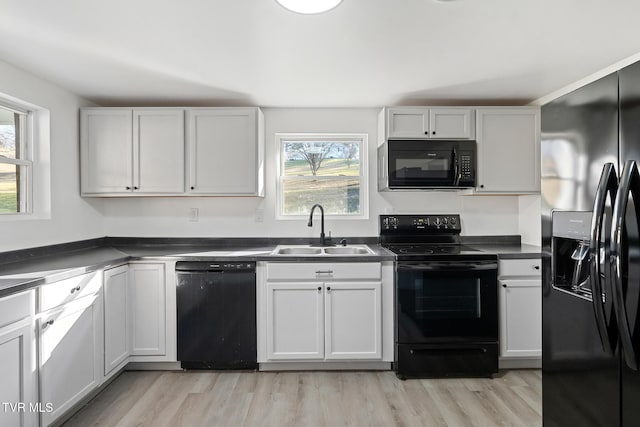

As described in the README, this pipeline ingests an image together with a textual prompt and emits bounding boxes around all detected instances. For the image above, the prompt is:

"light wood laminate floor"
[63,370,541,427]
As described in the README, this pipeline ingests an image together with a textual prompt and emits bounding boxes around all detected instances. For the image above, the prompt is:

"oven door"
[396,260,498,343]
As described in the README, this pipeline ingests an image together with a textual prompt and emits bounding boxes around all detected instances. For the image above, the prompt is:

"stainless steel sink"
[323,247,372,255]
[275,247,323,255]
[272,245,373,256]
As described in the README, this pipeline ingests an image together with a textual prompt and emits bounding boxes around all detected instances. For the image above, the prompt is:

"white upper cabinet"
[133,109,185,194]
[81,109,133,194]
[475,107,540,193]
[81,108,185,195]
[385,107,475,140]
[187,108,264,196]
[429,108,474,139]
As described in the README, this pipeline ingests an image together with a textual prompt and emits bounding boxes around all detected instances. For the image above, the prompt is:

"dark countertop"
[0,237,541,298]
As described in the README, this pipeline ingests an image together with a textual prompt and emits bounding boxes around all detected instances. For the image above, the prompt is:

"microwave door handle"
[589,162,617,354]
[452,147,460,186]
[611,160,640,370]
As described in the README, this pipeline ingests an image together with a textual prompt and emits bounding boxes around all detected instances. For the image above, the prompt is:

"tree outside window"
[278,134,367,218]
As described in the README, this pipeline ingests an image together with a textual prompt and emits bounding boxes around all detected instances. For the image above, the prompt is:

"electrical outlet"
[189,208,199,222]
[255,209,264,223]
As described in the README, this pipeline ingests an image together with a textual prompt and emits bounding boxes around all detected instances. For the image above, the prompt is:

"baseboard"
[125,361,183,371]
[499,357,541,369]
[259,361,392,371]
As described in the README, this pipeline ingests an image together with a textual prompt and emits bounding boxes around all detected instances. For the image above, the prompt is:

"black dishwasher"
[176,261,257,370]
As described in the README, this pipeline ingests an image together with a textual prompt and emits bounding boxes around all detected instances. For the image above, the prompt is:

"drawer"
[0,290,34,329]
[499,258,541,278]
[266,262,381,281]
[39,271,102,313]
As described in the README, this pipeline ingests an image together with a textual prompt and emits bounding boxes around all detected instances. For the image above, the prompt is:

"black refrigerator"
[541,60,640,426]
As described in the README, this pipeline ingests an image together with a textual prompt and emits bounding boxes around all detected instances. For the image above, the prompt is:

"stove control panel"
[380,214,461,233]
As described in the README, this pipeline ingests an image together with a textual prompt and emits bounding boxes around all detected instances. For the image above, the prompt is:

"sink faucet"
[308,204,328,246]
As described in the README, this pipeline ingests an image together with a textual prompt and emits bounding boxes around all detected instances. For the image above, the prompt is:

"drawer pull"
[43,319,54,329]
[534,265,540,270]
[70,286,81,294]
[317,286,322,293]
[315,270,333,275]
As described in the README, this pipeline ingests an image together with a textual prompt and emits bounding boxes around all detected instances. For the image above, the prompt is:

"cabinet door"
[324,281,382,360]
[429,108,474,139]
[103,265,129,376]
[500,279,542,358]
[266,282,324,360]
[187,108,259,195]
[133,109,185,194]
[476,108,540,193]
[40,295,102,427]
[0,319,36,427]
[129,263,166,356]
[81,109,133,194]
[387,108,429,139]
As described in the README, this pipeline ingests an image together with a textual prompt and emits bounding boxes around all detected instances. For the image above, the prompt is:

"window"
[277,133,368,218]
[0,104,31,214]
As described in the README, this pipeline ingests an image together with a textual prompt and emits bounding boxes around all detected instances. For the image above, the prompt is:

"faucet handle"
[338,238,348,246]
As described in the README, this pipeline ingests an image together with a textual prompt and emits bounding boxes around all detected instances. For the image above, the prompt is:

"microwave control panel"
[460,154,473,179]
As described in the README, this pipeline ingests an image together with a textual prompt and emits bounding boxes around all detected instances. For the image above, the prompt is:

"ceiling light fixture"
[275,0,344,14]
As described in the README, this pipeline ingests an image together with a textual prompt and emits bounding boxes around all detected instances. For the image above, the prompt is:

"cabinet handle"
[134,186,139,190]
[502,284,507,288]
[480,185,484,188]
[190,186,195,190]
[534,265,540,270]
[316,270,333,275]
[126,186,131,190]
[70,286,81,294]
[432,131,436,135]
[317,286,322,293]
[43,319,54,328]
[424,131,429,135]
[327,286,331,292]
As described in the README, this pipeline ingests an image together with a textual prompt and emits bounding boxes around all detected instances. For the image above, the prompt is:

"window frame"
[0,101,33,215]
[275,133,369,220]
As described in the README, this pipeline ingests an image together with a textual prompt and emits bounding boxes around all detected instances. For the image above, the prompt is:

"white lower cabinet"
[0,291,36,427]
[103,265,130,376]
[266,282,324,360]
[498,257,542,362]
[324,281,382,360]
[39,293,102,427]
[262,262,382,362]
[127,262,177,362]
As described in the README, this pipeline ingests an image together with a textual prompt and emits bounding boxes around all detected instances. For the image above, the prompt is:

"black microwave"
[378,140,476,190]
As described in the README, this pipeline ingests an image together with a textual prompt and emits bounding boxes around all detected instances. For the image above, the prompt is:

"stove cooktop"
[379,214,496,261]
[385,244,479,256]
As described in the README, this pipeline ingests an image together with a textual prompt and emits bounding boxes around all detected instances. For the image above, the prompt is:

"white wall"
[101,108,523,239]
[0,60,104,252]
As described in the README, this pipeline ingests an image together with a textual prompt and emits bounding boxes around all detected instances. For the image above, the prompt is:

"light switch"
[189,208,199,222]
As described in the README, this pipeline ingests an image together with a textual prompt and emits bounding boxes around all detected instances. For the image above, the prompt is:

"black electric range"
[380,214,499,379]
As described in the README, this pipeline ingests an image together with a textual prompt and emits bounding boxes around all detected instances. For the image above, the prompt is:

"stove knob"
[450,217,457,225]
[434,217,441,226]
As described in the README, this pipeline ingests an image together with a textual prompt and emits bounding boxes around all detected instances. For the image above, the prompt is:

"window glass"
[0,105,30,214]
[278,135,367,217]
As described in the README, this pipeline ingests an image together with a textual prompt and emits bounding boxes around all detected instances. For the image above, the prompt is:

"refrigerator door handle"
[611,160,640,370]
[590,162,618,354]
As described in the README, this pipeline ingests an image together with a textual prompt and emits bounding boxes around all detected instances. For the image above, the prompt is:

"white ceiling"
[1,0,640,107]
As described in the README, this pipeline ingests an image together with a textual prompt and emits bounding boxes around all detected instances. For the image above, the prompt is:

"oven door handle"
[397,262,497,272]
